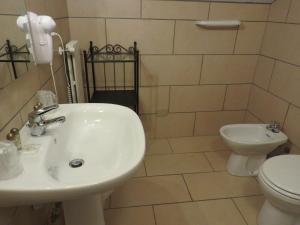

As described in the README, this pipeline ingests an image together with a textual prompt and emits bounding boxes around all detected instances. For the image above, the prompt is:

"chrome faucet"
[27,104,66,136]
[266,121,281,133]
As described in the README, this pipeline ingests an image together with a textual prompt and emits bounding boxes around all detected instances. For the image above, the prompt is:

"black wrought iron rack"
[0,39,30,79]
[83,41,139,114]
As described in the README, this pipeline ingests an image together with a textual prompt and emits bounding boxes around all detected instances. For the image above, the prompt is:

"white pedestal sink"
[0,104,145,225]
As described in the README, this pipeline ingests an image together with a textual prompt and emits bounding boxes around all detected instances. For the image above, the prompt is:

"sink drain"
[69,159,84,168]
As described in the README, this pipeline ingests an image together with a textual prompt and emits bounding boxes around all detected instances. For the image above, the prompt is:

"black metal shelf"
[83,41,139,114]
[0,39,30,80]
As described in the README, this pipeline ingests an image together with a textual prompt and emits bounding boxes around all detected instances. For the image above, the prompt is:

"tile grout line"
[172,20,176,55]
[231,198,250,225]
[181,174,193,201]
[151,205,158,225]
[202,153,215,172]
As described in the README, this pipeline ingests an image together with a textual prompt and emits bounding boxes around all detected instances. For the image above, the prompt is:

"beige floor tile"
[184,172,261,200]
[146,139,173,155]
[234,196,265,225]
[111,175,191,207]
[168,136,228,153]
[154,199,247,225]
[105,206,156,225]
[145,153,212,176]
[204,151,231,171]
[133,163,147,177]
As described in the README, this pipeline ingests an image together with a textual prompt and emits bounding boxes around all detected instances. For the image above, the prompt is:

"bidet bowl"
[220,124,288,155]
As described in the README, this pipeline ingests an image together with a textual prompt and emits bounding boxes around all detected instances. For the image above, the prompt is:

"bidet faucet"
[27,104,66,136]
[266,121,281,133]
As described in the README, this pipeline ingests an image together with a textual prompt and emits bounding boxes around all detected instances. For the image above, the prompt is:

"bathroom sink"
[0,103,145,225]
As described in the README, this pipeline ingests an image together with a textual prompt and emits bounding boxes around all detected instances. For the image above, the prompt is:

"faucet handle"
[34,104,59,116]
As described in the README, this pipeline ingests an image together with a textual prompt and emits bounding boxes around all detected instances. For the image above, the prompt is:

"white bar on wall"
[195,20,241,29]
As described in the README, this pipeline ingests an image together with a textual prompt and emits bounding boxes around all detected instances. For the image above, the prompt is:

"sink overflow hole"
[69,159,84,168]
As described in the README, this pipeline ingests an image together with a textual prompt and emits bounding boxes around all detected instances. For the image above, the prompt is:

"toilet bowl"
[220,124,288,176]
[258,155,300,225]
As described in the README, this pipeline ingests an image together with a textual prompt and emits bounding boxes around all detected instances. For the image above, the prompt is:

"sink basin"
[220,124,288,177]
[0,103,145,225]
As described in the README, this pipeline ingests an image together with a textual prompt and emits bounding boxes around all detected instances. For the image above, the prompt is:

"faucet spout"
[43,116,66,126]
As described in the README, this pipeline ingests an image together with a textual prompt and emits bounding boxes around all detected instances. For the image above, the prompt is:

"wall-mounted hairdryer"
[17,12,56,64]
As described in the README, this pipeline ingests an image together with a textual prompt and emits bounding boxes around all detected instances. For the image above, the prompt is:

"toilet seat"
[260,155,300,201]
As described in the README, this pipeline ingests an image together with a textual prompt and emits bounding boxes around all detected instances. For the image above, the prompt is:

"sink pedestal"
[63,194,105,225]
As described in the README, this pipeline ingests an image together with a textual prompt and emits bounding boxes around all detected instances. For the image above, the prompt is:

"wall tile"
[142,1,209,20]
[224,84,251,110]
[0,114,22,141]
[69,18,106,50]
[19,95,38,124]
[0,63,12,89]
[261,22,300,66]
[141,113,195,138]
[141,55,202,86]
[46,0,69,18]
[269,61,300,107]
[284,105,300,147]
[0,15,26,46]
[194,111,245,135]
[253,56,275,90]
[25,0,47,14]
[235,22,266,54]
[0,0,25,15]
[268,0,291,22]
[66,0,140,18]
[107,19,174,54]
[174,21,236,54]
[244,111,261,123]
[139,86,170,114]
[248,86,289,124]
[287,0,300,24]
[209,3,269,21]
[201,55,257,84]
[169,85,226,112]
[0,207,16,225]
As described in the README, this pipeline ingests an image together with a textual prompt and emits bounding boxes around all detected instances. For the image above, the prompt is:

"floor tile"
[133,163,147,177]
[204,151,231,171]
[234,196,265,225]
[105,206,156,225]
[111,175,191,207]
[154,199,247,225]
[169,136,228,153]
[146,139,173,155]
[184,172,261,200]
[145,153,212,176]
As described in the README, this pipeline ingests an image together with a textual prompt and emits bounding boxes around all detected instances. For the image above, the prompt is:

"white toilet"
[220,124,288,176]
[258,155,300,225]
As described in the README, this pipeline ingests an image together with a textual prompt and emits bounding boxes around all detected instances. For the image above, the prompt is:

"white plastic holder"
[195,20,241,29]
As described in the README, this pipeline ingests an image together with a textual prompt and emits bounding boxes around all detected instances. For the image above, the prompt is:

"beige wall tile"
[107,19,174,54]
[141,55,202,86]
[0,67,40,129]
[0,114,22,141]
[254,56,275,90]
[11,205,51,225]
[194,111,245,135]
[233,196,265,225]
[268,0,291,22]
[146,139,173,155]
[204,151,231,172]
[0,16,26,46]
[0,63,12,89]
[283,105,300,147]
[105,206,156,225]
[139,86,169,114]
[261,23,300,66]
[66,0,140,18]
[111,175,191,207]
[270,62,300,107]
[290,144,300,155]
[235,22,266,54]
[0,0,26,14]
[224,84,251,110]
[141,113,195,138]
[170,85,226,112]
[69,18,106,50]
[142,1,209,20]
[25,0,47,14]
[174,21,236,54]
[184,172,261,200]
[19,95,38,124]
[154,199,247,225]
[244,111,261,123]
[46,0,68,18]
[201,55,257,84]
[209,3,269,21]
[133,163,147,178]
[287,0,300,24]
[248,86,289,124]
[145,153,212,176]
[168,136,228,153]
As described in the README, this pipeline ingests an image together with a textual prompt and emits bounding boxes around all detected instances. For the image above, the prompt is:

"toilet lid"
[261,155,300,196]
